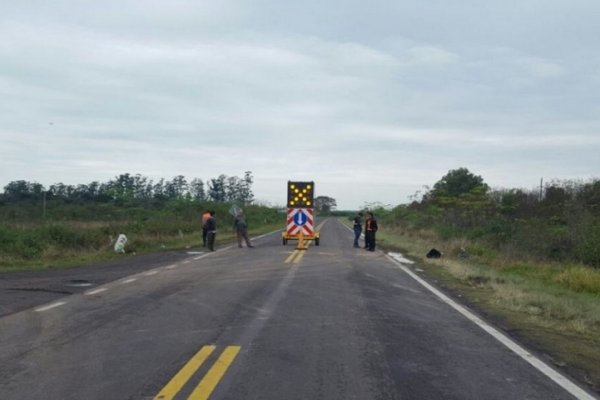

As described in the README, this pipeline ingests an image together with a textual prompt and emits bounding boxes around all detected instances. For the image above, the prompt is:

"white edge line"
[35,301,67,312]
[166,264,179,269]
[31,232,285,312]
[386,253,597,400]
[251,228,283,241]
[200,228,282,255]
[85,288,108,295]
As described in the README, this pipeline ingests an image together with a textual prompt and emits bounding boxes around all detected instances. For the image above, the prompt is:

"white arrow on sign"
[294,210,307,226]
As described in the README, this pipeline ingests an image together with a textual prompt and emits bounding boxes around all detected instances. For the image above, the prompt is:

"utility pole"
[539,178,543,202]
[43,190,47,219]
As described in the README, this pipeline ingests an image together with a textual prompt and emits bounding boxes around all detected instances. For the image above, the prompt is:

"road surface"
[0,218,595,399]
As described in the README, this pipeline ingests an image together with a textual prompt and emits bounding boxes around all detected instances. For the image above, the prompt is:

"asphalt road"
[0,218,595,400]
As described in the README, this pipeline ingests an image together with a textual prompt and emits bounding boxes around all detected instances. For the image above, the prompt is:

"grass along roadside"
[0,222,282,273]
[339,218,600,392]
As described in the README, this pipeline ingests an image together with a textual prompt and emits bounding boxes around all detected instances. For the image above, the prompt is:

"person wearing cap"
[233,209,254,248]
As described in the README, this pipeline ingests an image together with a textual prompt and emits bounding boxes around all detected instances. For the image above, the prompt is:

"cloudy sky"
[1,1,599,209]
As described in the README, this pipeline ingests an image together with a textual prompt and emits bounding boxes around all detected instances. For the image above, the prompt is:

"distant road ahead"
[0,218,594,399]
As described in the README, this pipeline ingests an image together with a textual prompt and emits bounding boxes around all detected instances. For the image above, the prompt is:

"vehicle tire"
[315,238,320,246]
[283,238,287,245]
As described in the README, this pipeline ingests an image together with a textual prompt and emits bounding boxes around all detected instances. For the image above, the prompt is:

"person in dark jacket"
[365,212,378,251]
[205,211,217,251]
[233,209,254,248]
[352,212,363,248]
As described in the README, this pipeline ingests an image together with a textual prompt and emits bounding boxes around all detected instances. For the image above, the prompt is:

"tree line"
[380,168,600,268]
[0,171,254,206]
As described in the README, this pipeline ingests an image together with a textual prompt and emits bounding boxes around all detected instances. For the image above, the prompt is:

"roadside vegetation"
[358,168,600,390]
[0,172,281,272]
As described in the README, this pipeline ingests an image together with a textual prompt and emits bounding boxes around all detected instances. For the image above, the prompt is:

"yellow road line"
[154,345,216,400]
[188,346,241,400]
[294,251,305,263]
[285,250,299,263]
[285,220,328,264]
[286,240,312,263]
[293,240,312,263]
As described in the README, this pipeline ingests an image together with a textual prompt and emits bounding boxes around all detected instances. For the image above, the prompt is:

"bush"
[0,200,280,269]
[382,177,600,269]
[41,225,82,248]
[467,243,497,259]
[554,267,600,294]
[577,223,600,268]
[8,231,45,259]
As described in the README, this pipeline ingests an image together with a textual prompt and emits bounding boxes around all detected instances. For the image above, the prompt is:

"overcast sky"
[1,1,599,209]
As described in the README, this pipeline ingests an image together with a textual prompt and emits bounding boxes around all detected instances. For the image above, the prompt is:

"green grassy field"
[0,201,283,272]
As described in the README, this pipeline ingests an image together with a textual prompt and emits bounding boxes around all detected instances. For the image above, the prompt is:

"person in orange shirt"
[201,209,211,247]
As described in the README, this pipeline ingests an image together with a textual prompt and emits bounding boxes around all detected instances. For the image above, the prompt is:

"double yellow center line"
[154,345,240,400]
[285,241,313,263]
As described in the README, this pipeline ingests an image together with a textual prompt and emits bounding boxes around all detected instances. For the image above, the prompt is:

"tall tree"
[153,179,166,200]
[3,181,37,200]
[225,176,241,202]
[165,175,188,198]
[189,178,206,202]
[208,175,227,202]
[314,196,337,213]
[241,171,254,204]
[49,182,69,199]
[431,168,489,199]
[111,173,135,202]
[132,174,149,200]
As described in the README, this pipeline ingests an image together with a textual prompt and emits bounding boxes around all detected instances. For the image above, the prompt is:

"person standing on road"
[233,209,254,248]
[201,209,211,247]
[205,211,217,251]
[352,212,363,248]
[365,212,378,251]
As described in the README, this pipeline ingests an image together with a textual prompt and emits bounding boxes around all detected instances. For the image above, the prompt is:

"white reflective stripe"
[386,253,596,400]
[85,288,108,295]
[35,302,67,312]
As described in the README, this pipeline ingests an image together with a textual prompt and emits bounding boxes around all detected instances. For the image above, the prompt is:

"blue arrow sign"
[294,210,307,226]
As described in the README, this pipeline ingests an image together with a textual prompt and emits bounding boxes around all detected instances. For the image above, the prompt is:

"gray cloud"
[1,1,599,208]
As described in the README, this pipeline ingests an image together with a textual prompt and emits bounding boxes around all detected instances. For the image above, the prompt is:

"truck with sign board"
[282,181,320,246]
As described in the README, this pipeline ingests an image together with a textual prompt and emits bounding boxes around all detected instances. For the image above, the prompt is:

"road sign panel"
[287,181,314,208]
[294,211,307,226]
[287,208,314,236]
